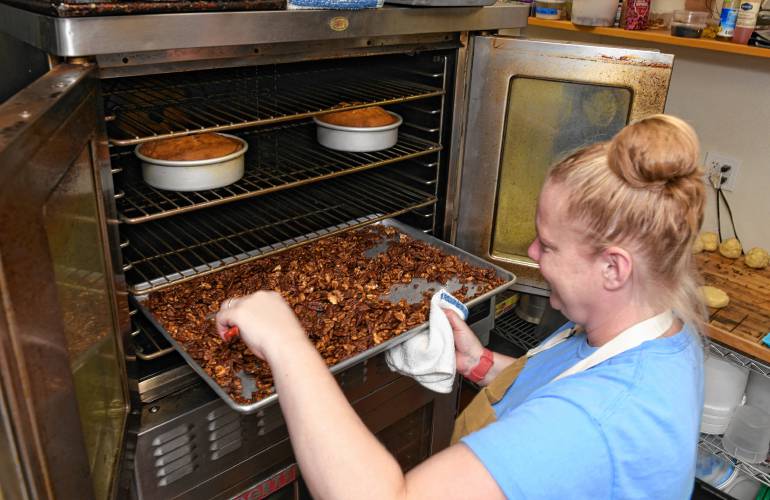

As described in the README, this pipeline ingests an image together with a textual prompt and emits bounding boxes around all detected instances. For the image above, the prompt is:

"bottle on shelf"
[732,1,762,45]
[717,0,741,41]
[624,0,652,30]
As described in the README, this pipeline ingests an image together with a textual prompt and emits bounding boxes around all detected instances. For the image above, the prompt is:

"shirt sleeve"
[461,395,613,499]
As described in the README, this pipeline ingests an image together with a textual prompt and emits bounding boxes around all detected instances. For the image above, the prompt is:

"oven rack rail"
[103,68,444,146]
[130,309,174,361]
[122,170,436,294]
[699,433,770,488]
[115,121,440,224]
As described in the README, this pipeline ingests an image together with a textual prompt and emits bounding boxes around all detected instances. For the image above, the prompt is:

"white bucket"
[571,0,618,26]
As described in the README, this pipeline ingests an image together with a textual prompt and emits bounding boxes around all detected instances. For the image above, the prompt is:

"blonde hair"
[546,114,706,331]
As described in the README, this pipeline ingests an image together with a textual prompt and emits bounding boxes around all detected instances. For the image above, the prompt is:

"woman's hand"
[445,309,484,378]
[216,291,308,360]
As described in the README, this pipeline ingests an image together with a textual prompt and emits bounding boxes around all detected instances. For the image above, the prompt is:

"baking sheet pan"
[134,218,516,414]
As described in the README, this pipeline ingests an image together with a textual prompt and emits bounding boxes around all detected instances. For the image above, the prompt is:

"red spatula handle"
[223,326,240,342]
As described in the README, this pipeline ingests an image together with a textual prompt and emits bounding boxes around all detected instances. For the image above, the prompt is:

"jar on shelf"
[624,0,652,30]
[650,0,686,28]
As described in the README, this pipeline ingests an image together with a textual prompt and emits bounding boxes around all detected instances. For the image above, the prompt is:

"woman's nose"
[528,238,540,262]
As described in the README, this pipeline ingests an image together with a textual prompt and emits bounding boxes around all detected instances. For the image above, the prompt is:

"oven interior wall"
[102,48,464,499]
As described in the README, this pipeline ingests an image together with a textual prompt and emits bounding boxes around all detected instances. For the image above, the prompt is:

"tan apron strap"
[451,357,528,445]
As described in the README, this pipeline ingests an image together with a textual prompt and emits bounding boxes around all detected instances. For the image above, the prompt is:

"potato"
[719,237,742,259]
[692,237,704,254]
[700,286,730,308]
[700,232,719,252]
[745,247,769,269]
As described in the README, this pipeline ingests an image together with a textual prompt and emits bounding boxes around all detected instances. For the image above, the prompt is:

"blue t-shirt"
[462,322,704,499]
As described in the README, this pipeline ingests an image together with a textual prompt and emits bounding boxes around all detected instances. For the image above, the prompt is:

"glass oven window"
[42,146,126,500]
[491,77,631,262]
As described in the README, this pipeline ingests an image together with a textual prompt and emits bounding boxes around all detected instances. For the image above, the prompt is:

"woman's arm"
[217,292,504,500]
[446,310,518,386]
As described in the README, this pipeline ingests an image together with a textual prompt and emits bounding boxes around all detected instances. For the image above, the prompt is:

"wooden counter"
[697,251,770,363]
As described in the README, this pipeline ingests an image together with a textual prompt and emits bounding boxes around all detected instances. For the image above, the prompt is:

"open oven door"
[0,64,130,500]
[451,36,674,295]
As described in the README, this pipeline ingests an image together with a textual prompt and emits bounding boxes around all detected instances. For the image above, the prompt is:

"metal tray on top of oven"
[133,219,516,414]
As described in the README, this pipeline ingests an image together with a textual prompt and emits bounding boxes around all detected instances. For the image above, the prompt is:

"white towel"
[385,289,468,394]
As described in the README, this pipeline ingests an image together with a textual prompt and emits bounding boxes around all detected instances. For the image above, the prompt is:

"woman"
[217,115,706,499]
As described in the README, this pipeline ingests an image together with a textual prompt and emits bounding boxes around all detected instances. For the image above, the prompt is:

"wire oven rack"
[102,65,444,145]
[122,171,436,294]
[115,120,441,223]
[491,309,539,352]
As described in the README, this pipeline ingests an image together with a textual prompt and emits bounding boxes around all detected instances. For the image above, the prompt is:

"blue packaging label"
[438,291,468,320]
[719,6,739,35]
[536,6,559,15]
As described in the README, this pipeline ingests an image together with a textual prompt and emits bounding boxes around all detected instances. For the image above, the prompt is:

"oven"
[0,5,672,499]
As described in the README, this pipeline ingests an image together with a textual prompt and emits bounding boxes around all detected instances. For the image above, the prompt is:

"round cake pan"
[313,112,402,153]
[135,134,248,192]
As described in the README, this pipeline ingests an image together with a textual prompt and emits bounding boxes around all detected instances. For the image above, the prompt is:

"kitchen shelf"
[103,65,444,146]
[122,170,436,294]
[527,18,770,59]
[707,341,770,380]
[699,433,770,487]
[115,121,441,224]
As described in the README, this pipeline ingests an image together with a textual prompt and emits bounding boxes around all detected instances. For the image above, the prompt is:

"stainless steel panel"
[454,36,673,292]
[0,3,530,57]
[95,35,459,78]
[134,218,515,414]
[132,354,450,499]
[0,64,128,500]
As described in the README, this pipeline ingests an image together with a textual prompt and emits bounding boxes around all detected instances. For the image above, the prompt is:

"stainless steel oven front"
[0,7,677,500]
[451,36,674,295]
[0,6,531,499]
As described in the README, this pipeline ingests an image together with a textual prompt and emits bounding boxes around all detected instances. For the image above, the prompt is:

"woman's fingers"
[215,296,241,338]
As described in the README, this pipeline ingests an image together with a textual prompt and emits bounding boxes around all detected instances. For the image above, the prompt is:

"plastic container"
[732,1,762,45]
[721,471,762,500]
[570,0,617,26]
[534,0,565,20]
[722,404,770,464]
[696,448,736,488]
[745,371,770,415]
[651,0,685,28]
[701,355,750,435]
[670,10,709,38]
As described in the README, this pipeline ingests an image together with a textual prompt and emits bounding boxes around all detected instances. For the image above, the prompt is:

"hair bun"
[607,114,700,190]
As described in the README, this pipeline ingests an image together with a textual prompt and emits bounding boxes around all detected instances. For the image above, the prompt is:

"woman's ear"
[600,246,633,291]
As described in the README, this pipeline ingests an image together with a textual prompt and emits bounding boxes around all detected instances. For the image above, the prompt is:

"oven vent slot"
[150,424,198,487]
[122,171,436,294]
[114,121,440,224]
[102,66,443,146]
[207,407,243,461]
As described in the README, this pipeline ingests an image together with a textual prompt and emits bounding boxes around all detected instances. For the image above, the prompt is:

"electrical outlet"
[704,152,741,191]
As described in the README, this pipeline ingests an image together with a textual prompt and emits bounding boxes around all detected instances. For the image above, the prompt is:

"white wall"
[520,26,770,250]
